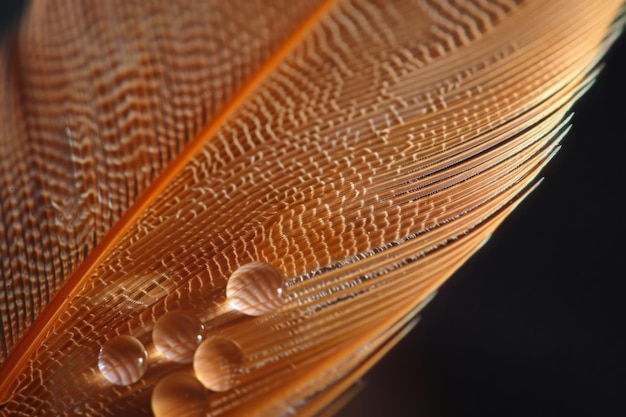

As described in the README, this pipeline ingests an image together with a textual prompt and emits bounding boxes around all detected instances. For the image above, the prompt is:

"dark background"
[2,2,625,417]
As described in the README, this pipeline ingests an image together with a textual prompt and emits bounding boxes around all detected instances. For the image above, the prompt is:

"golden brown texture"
[0,0,320,361]
[0,0,624,415]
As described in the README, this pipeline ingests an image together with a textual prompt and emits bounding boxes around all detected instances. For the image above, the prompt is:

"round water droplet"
[153,311,204,363]
[226,262,285,316]
[152,372,208,417]
[193,337,243,392]
[98,335,147,385]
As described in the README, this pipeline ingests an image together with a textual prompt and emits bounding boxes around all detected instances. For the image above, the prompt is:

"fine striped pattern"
[0,0,319,363]
[0,0,624,415]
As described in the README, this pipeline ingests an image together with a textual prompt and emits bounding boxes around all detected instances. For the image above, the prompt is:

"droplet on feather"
[153,311,203,363]
[193,337,243,392]
[226,262,285,316]
[151,372,208,417]
[97,335,148,385]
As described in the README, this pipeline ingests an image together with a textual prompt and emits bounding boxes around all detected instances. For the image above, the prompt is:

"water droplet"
[193,337,243,392]
[226,262,285,316]
[153,311,203,363]
[151,372,208,417]
[98,335,147,385]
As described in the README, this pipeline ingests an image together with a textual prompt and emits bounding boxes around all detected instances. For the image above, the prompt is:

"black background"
[2,2,625,417]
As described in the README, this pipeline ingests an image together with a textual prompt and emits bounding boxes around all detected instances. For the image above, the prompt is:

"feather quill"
[0,0,624,415]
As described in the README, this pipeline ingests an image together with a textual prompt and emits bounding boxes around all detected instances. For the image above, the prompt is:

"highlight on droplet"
[98,335,148,385]
[151,372,208,417]
[193,337,243,392]
[153,310,204,363]
[225,262,285,316]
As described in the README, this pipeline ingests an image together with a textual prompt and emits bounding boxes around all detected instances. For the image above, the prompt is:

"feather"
[0,0,623,416]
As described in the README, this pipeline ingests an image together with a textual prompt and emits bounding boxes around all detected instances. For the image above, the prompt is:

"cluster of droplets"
[96,262,286,417]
